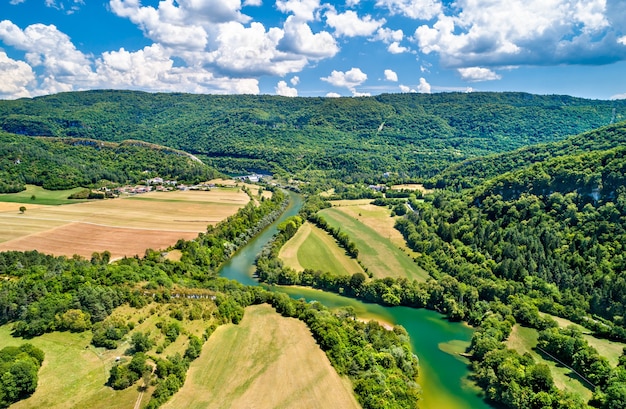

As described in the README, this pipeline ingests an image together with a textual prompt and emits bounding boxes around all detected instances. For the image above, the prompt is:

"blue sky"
[1,0,626,99]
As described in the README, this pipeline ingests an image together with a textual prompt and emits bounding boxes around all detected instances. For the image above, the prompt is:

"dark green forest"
[1,90,624,183]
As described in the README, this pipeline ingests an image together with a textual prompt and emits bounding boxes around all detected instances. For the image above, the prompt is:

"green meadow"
[279,222,364,276]
[0,185,86,205]
[319,206,429,281]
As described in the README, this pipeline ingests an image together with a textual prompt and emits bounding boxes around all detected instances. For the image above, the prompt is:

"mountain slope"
[1,90,624,181]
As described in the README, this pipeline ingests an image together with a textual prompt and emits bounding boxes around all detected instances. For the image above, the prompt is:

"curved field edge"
[162,303,361,409]
[319,205,429,281]
[279,221,364,276]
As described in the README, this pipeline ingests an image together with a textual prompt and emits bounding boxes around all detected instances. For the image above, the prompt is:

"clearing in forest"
[506,324,594,401]
[279,221,364,276]
[0,186,250,259]
[542,314,626,367]
[162,304,361,409]
[319,204,429,281]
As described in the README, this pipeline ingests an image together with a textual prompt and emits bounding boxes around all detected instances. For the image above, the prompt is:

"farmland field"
[163,303,360,409]
[279,222,364,276]
[319,203,429,281]
[0,186,251,259]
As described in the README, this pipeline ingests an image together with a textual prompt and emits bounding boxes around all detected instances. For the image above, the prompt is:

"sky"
[1,0,626,100]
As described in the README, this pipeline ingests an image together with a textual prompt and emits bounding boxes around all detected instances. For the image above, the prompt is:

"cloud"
[275,80,298,96]
[109,0,209,50]
[325,9,385,37]
[375,27,403,43]
[0,51,35,99]
[610,92,626,100]
[96,44,260,93]
[457,67,501,82]
[325,92,341,97]
[9,0,26,4]
[321,67,367,88]
[416,77,430,93]
[290,75,300,85]
[279,16,339,58]
[375,0,441,20]
[276,0,321,21]
[45,0,84,14]
[384,69,398,81]
[207,21,308,76]
[388,41,408,54]
[414,0,626,69]
[0,21,96,90]
[321,67,367,95]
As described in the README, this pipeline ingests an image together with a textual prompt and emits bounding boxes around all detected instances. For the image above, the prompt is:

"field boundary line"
[0,216,204,233]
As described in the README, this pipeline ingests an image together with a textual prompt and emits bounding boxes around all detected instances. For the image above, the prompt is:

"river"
[219,191,492,409]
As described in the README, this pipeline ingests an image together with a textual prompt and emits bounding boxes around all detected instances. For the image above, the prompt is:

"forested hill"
[429,120,626,189]
[0,133,220,193]
[1,90,625,181]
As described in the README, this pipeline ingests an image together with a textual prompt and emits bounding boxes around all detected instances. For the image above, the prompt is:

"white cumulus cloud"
[321,67,367,87]
[384,69,398,81]
[290,75,300,85]
[325,9,385,37]
[388,41,408,54]
[417,77,430,93]
[457,67,501,82]
[276,0,321,21]
[0,51,35,99]
[414,0,624,70]
[275,80,298,96]
[279,16,339,58]
[321,67,367,95]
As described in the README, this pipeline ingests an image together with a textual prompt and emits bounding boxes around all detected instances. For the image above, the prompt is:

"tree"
[18,206,26,214]
[131,332,153,353]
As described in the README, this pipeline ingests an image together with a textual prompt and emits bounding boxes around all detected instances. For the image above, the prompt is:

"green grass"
[280,223,364,276]
[543,313,626,367]
[0,325,138,409]
[0,185,87,205]
[319,207,429,281]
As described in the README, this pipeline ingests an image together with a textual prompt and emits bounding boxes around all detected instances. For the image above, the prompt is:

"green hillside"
[429,121,626,189]
[1,90,624,182]
[0,133,219,192]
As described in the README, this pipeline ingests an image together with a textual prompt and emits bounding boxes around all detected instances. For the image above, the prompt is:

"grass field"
[0,325,139,409]
[279,222,364,276]
[162,304,360,409]
[0,185,87,205]
[328,200,420,258]
[543,314,626,367]
[506,325,594,401]
[0,299,218,409]
[319,205,429,281]
[0,187,250,259]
